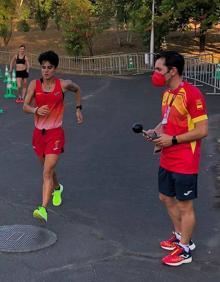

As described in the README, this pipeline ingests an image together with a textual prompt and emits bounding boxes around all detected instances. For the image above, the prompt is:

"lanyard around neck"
[168,93,176,107]
[162,93,177,125]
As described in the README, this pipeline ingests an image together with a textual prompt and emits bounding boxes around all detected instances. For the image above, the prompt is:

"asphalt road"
[0,67,220,282]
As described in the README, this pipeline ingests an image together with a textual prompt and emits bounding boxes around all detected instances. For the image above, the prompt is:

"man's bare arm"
[154,119,208,148]
[177,119,208,143]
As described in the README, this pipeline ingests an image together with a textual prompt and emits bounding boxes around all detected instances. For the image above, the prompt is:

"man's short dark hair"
[19,44,25,49]
[38,50,59,68]
[155,51,184,75]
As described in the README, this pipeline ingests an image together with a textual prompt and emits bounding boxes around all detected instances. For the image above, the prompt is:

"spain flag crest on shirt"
[196,99,203,110]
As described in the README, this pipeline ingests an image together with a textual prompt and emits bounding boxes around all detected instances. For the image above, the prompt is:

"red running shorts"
[32,127,65,158]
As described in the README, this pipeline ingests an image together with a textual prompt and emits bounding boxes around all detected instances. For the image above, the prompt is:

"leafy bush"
[17,20,30,32]
[64,31,85,56]
[0,23,12,46]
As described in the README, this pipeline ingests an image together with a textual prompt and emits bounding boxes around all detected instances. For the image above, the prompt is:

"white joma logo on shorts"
[184,190,193,196]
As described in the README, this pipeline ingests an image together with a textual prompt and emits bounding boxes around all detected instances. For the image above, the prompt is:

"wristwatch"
[172,136,178,145]
[76,105,82,110]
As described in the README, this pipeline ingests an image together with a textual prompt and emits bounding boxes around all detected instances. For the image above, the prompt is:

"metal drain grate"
[0,225,57,253]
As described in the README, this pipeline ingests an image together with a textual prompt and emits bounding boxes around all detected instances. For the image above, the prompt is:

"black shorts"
[16,70,29,78]
[158,167,198,201]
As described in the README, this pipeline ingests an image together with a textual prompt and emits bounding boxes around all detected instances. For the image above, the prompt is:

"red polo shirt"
[160,81,208,174]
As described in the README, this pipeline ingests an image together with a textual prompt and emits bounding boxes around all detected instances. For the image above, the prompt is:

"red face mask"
[151,72,166,87]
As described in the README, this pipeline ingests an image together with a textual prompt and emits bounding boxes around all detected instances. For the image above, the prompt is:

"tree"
[129,0,220,53]
[60,0,113,56]
[95,0,137,47]
[51,0,63,30]
[16,0,31,32]
[159,0,220,52]
[113,0,136,46]
[59,0,95,56]
[0,0,17,48]
[34,0,53,31]
[92,0,114,30]
[21,0,53,31]
[129,0,169,52]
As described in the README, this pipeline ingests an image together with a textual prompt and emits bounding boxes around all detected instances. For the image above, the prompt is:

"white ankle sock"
[174,231,181,240]
[178,242,189,252]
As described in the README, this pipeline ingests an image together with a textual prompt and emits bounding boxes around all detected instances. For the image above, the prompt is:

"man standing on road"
[144,51,208,266]
[23,50,83,223]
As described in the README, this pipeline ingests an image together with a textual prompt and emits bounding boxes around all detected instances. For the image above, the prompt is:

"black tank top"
[16,55,25,64]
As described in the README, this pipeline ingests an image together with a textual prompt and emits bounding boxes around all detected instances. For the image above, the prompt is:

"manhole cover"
[0,225,57,253]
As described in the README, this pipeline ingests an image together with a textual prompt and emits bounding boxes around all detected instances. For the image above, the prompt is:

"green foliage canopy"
[159,0,220,51]
[0,0,16,47]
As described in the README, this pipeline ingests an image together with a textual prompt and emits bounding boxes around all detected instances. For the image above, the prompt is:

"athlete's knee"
[159,193,175,206]
[177,200,194,214]
[43,168,54,180]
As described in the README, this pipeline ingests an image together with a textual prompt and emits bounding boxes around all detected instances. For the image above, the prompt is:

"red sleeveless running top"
[34,78,64,130]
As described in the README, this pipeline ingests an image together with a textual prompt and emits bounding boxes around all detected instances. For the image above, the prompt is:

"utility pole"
[150,0,155,69]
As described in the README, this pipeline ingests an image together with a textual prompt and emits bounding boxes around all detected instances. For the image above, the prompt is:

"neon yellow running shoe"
[52,183,63,206]
[33,206,47,223]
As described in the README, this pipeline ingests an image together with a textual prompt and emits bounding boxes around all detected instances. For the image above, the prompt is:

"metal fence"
[0,51,152,75]
[0,50,219,94]
[183,53,220,95]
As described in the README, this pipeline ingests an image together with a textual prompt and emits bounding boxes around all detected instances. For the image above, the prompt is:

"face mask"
[151,72,167,87]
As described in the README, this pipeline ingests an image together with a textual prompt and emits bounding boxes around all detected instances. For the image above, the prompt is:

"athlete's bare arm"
[25,56,30,73]
[23,80,50,116]
[61,79,83,124]
[61,79,81,105]
[9,55,16,72]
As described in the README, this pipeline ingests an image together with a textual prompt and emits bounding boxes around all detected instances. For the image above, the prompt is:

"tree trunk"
[2,21,13,48]
[126,30,133,44]
[199,29,206,52]
[115,25,122,46]
[194,24,197,37]
[86,37,94,56]
[39,19,49,31]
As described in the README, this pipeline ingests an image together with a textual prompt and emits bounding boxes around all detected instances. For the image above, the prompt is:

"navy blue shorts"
[158,167,198,201]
